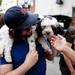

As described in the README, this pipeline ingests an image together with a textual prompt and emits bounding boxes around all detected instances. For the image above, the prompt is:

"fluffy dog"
[27,15,58,55]
[38,16,58,52]
[0,25,13,63]
[27,26,37,51]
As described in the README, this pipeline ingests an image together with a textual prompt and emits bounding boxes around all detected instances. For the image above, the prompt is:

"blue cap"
[4,6,39,29]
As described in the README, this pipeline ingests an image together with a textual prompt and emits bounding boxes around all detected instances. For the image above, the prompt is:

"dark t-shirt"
[0,39,46,75]
[11,39,46,75]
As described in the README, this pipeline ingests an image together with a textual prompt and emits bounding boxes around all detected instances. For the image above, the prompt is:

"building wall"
[35,0,75,17]
[0,0,35,13]
[0,0,75,17]
[0,0,17,13]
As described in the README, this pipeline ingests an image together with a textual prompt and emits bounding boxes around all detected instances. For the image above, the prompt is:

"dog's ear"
[56,25,64,35]
[51,25,64,35]
[51,26,58,35]
[36,24,43,37]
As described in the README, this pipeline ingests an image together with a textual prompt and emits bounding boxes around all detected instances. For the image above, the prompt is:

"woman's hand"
[50,34,67,51]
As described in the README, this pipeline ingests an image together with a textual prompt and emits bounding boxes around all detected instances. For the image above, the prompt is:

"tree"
[0,0,2,6]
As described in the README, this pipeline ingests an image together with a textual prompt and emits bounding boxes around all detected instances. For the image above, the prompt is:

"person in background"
[58,15,75,75]
[50,33,75,75]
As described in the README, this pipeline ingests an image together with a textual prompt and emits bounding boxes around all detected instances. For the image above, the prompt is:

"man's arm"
[63,53,74,73]
[1,64,13,75]
[1,62,33,75]
[45,47,57,61]
[1,50,38,75]
[62,46,75,64]
[45,50,54,60]
[63,53,75,75]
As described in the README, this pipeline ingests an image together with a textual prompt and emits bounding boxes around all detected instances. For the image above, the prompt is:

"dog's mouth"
[46,32,51,35]
[43,31,51,35]
[42,26,54,36]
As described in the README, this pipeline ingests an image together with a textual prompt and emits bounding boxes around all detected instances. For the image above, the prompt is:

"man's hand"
[24,50,38,69]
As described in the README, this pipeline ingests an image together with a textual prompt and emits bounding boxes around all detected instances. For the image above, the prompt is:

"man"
[0,7,38,75]
[1,6,52,75]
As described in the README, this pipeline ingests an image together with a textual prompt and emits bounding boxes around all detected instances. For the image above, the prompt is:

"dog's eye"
[42,26,46,29]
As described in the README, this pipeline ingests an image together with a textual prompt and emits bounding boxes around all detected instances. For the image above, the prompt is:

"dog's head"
[40,16,58,36]
[31,15,65,38]
[32,16,59,38]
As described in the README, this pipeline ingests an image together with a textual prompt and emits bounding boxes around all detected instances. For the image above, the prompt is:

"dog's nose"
[46,32,50,35]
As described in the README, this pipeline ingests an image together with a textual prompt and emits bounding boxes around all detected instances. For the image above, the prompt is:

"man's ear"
[9,29,14,38]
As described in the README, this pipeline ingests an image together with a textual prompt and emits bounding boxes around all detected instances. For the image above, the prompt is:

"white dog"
[41,16,58,34]
[27,26,37,51]
[27,15,58,54]
[0,25,13,63]
[39,16,58,52]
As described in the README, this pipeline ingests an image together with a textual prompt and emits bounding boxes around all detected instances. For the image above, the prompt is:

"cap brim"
[17,12,41,29]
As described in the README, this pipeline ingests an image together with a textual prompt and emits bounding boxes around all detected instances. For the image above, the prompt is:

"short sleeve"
[0,57,12,65]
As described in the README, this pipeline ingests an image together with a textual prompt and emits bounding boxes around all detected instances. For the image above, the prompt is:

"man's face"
[21,27,32,38]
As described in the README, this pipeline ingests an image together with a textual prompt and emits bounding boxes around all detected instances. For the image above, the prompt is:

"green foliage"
[0,0,2,6]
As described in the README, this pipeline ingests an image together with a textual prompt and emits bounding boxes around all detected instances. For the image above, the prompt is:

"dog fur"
[0,25,13,63]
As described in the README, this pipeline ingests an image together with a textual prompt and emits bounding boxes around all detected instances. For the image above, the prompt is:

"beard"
[26,32,32,37]
[22,31,32,39]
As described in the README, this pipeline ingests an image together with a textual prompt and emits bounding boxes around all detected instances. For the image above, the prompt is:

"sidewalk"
[46,57,61,75]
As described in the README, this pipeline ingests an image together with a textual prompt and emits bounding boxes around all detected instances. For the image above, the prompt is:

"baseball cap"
[4,6,39,30]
